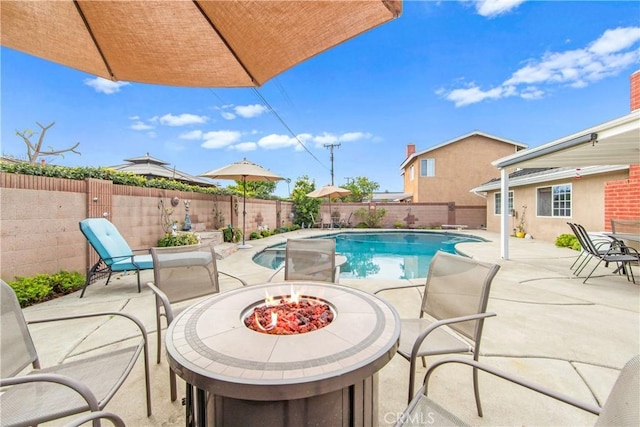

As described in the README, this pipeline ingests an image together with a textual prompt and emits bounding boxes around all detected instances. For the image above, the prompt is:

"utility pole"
[324,143,340,185]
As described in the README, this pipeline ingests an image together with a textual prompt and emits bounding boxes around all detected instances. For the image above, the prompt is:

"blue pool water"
[252,231,485,280]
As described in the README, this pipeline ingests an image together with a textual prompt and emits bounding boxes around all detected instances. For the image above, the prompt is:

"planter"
[515,231,526,238]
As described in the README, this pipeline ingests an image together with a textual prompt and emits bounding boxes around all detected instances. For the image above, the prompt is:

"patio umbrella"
[200,159,284,248]
[307,185,351,226]
[1,1,402,87]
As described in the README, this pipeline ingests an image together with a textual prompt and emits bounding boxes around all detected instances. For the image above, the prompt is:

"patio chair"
[65,410,126,427]
[395,355,639,427]
[567,222,620,275]
[0,280,152,426]
[309,212,326,229]
[375,251,500,415]
[79,218,153,297]
[147,242,248,402]
[267,238,338,283]
[572,223,638,284]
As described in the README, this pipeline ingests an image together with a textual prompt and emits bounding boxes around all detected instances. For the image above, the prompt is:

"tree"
[15,121,81,164]
[290,175,321,227]
[342,176,380,202]
[227,180,277,199]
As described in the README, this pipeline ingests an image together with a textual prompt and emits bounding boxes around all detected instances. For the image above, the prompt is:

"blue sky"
[2,1,639,197]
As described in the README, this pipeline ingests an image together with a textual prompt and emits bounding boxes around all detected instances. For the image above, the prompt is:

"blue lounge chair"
[79,218,153,297]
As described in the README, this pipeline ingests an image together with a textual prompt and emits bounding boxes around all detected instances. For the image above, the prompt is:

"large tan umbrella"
[1,1,402,87]
[200,159,284,248]
[307,184,351,227]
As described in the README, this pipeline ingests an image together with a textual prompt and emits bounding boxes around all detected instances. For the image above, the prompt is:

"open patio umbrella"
[200,159,284,248]
[307,185,351,227]
[1,1,402,87]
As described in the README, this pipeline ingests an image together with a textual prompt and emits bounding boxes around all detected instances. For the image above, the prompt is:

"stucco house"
[472,70,639,252]
[400,132,527,207]
[471,165,634,242]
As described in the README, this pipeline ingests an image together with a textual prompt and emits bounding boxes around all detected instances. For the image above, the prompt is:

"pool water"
[252,231,485,280]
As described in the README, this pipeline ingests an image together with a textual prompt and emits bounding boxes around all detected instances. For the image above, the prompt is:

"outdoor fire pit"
[166,281,400,427]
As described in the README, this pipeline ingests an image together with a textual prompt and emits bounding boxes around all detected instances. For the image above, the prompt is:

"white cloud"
[234,104,268,118]
[257,134,299,150]
[473,0,526,18]
[153,113,209,126]
[231,142,258,152]
[201,130,241,149]
[130,121,154,131]
[179,130,203,140]
[84,77,130,94]
[221,112,236,120]
[313,133,339,145]
[439,25,640,106]
[340,132,372,142]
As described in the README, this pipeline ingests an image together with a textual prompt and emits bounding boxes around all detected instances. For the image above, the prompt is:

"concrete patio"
[23,229,639,426]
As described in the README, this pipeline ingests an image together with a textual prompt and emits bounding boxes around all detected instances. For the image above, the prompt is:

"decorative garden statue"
[183,200,192,231]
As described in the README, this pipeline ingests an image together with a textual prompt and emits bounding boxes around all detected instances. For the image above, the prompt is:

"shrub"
[8,271,85,307]
[393,221,404,229]
[157,232,199,247]
[260,230,271,238]
[250,231,262,240]
[222,226,243,243]
[555,233,580,250]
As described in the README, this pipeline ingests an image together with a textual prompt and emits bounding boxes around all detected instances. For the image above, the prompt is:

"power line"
[251,88,328,170]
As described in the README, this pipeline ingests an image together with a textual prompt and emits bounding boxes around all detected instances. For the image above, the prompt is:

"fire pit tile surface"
[166,281,400,401]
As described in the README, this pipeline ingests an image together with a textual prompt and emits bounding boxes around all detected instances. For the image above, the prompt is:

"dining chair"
[267,238,339,283]
[0,280,152,425]
[375,251,500,415]
[147,242,247,401]
[395,355,639,427]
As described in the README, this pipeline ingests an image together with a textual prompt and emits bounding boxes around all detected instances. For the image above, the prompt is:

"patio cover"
[492,109,640,259]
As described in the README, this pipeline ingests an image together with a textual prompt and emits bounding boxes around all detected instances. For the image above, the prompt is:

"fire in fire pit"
[244,286,334,335]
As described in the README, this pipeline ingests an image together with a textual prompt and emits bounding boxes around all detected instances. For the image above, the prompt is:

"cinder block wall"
[1,172,482,281]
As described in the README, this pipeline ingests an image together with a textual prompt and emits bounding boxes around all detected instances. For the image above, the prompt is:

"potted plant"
[515,205,527,238]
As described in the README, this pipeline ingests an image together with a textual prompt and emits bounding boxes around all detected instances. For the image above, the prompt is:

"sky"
[2,1,639,198]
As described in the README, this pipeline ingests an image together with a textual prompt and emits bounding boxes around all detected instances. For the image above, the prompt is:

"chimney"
[406,144,416,158]
[631,70,640,111]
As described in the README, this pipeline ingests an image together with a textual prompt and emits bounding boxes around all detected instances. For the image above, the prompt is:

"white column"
[500,168,510,260]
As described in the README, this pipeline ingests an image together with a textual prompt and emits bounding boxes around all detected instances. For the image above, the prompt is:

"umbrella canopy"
[200,159,284,248]
[1,0,402,87]
[307,185,352,199]
[307,185,351,227]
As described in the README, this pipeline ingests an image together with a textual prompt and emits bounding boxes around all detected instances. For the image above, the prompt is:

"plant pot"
[516,231,525,238]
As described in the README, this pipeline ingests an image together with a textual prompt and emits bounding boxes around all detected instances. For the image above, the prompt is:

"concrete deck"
[23,229,639,426]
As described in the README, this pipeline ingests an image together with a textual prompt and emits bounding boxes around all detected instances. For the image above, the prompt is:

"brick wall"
[631,70,640,111]
[604,164,640,230]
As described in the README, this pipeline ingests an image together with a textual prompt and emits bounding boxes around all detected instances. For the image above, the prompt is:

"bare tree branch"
[15,121,81,164]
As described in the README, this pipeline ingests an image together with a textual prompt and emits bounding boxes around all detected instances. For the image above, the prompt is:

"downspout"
[500,168,510,260]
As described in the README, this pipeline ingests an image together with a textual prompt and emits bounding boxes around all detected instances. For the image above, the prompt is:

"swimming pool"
[252,231,485,280]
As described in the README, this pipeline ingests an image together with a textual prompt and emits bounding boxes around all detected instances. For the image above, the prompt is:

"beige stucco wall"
[404,135,521,205]
[484,170,629,242]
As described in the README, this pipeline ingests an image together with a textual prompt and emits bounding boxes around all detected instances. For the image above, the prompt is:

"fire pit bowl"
[166,281,400,426]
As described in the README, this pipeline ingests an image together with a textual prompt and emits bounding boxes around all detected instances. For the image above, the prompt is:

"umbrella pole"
[240,176,249,248]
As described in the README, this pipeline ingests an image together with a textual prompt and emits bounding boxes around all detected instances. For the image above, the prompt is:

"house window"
[420,158,435,177]
[494,191,514,215]
[537,184,571,217]
[410,164,414,181]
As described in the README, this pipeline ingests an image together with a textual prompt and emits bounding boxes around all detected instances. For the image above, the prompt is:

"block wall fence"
[0,173,483,281]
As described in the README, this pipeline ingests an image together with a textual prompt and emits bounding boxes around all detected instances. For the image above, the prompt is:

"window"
[537,184,571,217]
[420,158,435,177]
[494,191,514,215]
[410,164,414,181]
